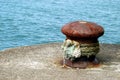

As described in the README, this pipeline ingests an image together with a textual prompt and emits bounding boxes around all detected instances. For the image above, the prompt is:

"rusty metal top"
[61,21,104,38]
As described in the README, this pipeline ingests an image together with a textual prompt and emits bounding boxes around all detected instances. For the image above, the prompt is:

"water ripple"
[0,0,120,50]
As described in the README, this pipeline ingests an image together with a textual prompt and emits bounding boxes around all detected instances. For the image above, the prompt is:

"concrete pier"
[0,43,120,80]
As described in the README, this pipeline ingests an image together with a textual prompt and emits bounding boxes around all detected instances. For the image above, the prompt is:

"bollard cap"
[61,21,104,39]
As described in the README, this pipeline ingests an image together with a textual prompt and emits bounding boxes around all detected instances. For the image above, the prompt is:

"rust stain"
[54,57,102,69]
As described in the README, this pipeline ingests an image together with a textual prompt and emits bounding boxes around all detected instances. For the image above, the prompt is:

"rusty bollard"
[61,21,104,68]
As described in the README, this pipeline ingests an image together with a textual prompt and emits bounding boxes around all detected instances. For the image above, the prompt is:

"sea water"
[0,0,120,50]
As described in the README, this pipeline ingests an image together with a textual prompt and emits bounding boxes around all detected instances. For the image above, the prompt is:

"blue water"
[0,0,120,50]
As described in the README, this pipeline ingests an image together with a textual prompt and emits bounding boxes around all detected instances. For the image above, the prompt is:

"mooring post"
[61,21,104,68]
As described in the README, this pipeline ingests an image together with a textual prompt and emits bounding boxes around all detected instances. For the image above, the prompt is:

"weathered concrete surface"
[0,43,120,80]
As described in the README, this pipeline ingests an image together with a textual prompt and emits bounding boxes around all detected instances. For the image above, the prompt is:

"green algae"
[62,39,99,61]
